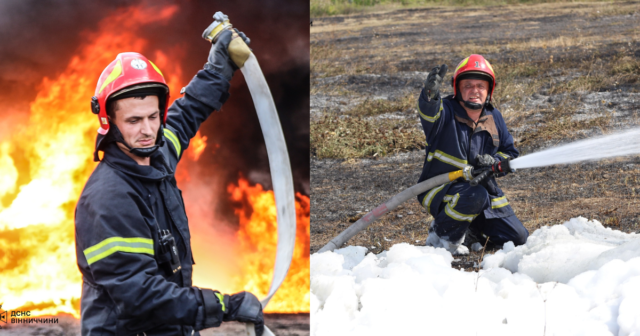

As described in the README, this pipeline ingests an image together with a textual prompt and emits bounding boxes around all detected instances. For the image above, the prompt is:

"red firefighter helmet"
[91,52,170,135]
[451,54,496,102]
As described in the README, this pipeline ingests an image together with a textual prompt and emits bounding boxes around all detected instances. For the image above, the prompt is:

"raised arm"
[162,28,250,164]
[418,64,448,142]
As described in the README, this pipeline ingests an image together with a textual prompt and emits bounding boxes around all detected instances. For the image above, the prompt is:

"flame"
[187,131,208,161]
[227,178,310,313]
[0,4,309,319]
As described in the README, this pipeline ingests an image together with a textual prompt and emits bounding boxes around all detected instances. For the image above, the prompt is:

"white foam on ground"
[311,217,640,336]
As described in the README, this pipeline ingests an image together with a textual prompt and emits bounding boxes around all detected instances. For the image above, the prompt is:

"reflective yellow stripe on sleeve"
[418,100,442,123]
[427,150,468,170]
[491,196,509,209]
[214,292,226,312]
[83,237,154,265]
[496,152,510,159]
[163,128,182,156]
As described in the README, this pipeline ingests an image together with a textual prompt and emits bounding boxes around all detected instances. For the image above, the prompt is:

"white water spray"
[510,127,640,169]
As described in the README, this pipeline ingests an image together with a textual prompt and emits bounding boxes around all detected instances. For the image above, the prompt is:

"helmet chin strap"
[458,93,491,111]
[462,100,484,110]
[109,123,165,158]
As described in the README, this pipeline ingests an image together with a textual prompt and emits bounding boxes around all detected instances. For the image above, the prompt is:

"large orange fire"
[228,179,310,313]
[0,5,309,319]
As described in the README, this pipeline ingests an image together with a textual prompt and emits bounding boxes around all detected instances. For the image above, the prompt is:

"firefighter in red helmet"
[75,29,264,336]
[89,52,169,159]
[416,54,529,255]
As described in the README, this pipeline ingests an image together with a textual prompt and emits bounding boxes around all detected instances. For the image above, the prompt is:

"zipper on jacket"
[467,110,484,164]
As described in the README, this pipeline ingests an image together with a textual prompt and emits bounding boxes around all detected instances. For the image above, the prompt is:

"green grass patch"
[311,115,425,158]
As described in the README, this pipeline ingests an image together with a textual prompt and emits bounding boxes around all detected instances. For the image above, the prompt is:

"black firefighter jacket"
[75,69,230,336]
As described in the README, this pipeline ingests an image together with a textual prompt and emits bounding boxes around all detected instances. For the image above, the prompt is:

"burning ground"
[0,0,309,334]
[310,1,640,262]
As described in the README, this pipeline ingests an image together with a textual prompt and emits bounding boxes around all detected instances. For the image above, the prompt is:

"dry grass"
[518,108,611,150]
[311,40,400,78]
[311,42,347,78]
[311,1,640,159]
[588,4,639,18]
[310,51,635,158]
[311,115,425,158]
[548,55,640,94]
[311,0,614,17]
[345,92,416,116]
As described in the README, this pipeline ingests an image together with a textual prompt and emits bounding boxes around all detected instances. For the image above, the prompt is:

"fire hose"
[317,159,513,253]
[203,13,297,336]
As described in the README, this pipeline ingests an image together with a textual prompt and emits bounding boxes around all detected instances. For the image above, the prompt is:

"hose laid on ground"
[204,13,297,336]
[317,167,473,253]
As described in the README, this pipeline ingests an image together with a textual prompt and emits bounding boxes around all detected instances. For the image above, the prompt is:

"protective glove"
[206,28,251,81]
[475,154,497,168]
[199,289,228,330]
[224,291,264,336]
[470,156,513,194]
[424,64,448,100]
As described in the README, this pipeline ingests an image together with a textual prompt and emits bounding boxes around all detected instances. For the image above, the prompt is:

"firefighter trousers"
[423,181,529,246]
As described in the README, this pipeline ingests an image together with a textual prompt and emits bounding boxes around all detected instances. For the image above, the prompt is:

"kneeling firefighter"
[74,29,264,335]
[416,54,529,255]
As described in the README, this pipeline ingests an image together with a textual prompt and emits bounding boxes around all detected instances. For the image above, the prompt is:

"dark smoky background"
[0,0,310,221]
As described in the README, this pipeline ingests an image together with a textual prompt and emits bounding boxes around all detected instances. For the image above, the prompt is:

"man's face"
[459,79,489,105]
[111,96,161,150]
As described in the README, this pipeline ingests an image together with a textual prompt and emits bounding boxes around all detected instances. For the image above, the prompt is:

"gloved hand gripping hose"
[470,157,513,187]
[203,12,296,336]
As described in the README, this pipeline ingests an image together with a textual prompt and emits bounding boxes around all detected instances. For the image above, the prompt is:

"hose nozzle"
[202,11,251,68]
[202,12,230,43]
[485,157,512,175]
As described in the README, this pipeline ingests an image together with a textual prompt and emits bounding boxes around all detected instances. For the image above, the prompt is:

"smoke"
[0,0,310,223]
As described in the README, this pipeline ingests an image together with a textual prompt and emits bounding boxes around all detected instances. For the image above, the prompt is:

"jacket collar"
[102,142,173,181]
[450,100,500,147]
